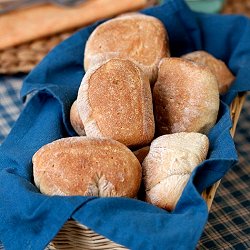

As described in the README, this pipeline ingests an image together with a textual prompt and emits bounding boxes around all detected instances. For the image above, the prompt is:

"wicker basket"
[47,93,246,250]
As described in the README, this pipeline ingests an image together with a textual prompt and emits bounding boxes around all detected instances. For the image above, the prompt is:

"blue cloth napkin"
[1,0,250,249]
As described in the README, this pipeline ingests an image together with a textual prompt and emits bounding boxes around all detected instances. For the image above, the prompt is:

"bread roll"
[142,132,209,211]
[33,137,142,197]
[84,13,169,83]
[77,58,155,147]
[133,146,150,164]
[153,57,219,135]
[70,100,85,136]
[181,50,235,94]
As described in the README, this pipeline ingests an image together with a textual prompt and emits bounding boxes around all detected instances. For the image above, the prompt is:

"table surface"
[0,76,249,249]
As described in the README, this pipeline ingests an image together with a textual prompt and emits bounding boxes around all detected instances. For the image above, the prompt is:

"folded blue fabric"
[1,0,250,249]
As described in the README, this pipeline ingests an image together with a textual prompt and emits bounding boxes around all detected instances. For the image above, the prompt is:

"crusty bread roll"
[84,13,169,83]
[142,132,209,211]
[33,137,142,197]
[153,57,219,135]
[70,100,85,136]
[181,50,235,94]
[133,146,150,164]
[77,58,155,147]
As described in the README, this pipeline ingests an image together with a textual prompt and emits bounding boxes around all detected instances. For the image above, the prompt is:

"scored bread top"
[142,132,209,210]
[77,58,155,147]
[142,132,209,191]
[153,57,219,135]
[32,137,142,197]
[84,13,169,82]
[181,50,235,94]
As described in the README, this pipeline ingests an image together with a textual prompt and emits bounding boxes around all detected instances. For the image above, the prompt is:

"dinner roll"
[33,137,142,197]
[153,57,219,135]
[70,100,85,136]
[133,146,150,164]
[142,132,209,211]
[77,58,155,147]
[84,13,169,83]
[181,50,235,94]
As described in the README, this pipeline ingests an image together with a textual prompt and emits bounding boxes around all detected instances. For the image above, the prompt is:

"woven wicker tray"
[47,93,246,250]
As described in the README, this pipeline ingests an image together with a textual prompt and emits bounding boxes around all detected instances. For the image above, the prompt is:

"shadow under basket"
[48,93,247,250]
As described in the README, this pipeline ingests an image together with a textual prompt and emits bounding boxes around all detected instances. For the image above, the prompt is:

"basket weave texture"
[0,32,74,74]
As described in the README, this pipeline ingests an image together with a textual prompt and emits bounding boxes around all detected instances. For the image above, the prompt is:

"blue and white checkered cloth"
[0,76,249,249]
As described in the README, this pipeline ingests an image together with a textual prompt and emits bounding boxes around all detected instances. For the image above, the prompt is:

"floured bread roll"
[33,137,142,197]
[142,132,209,211]
[77,58,155,147]
[181,50,235,94]
[153,57,219,135]
[70,100,85,136]
[84,13,169,83]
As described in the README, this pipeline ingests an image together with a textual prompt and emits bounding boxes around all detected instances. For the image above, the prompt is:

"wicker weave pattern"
[201,93,246,210]
[48,221,128,250]
[0,31,73,74]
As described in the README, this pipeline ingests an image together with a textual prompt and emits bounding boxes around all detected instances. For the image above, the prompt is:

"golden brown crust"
[70,100,86,136]
[33,137,142,197]
[84,13,169,83]
[77,58,155,147]
[181,50,235,94]
[142,132,209,211]
[133,146,150,164]
[153,57,219,135]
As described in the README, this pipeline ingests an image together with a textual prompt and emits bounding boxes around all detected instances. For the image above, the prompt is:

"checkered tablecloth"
[0,76,249,250]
